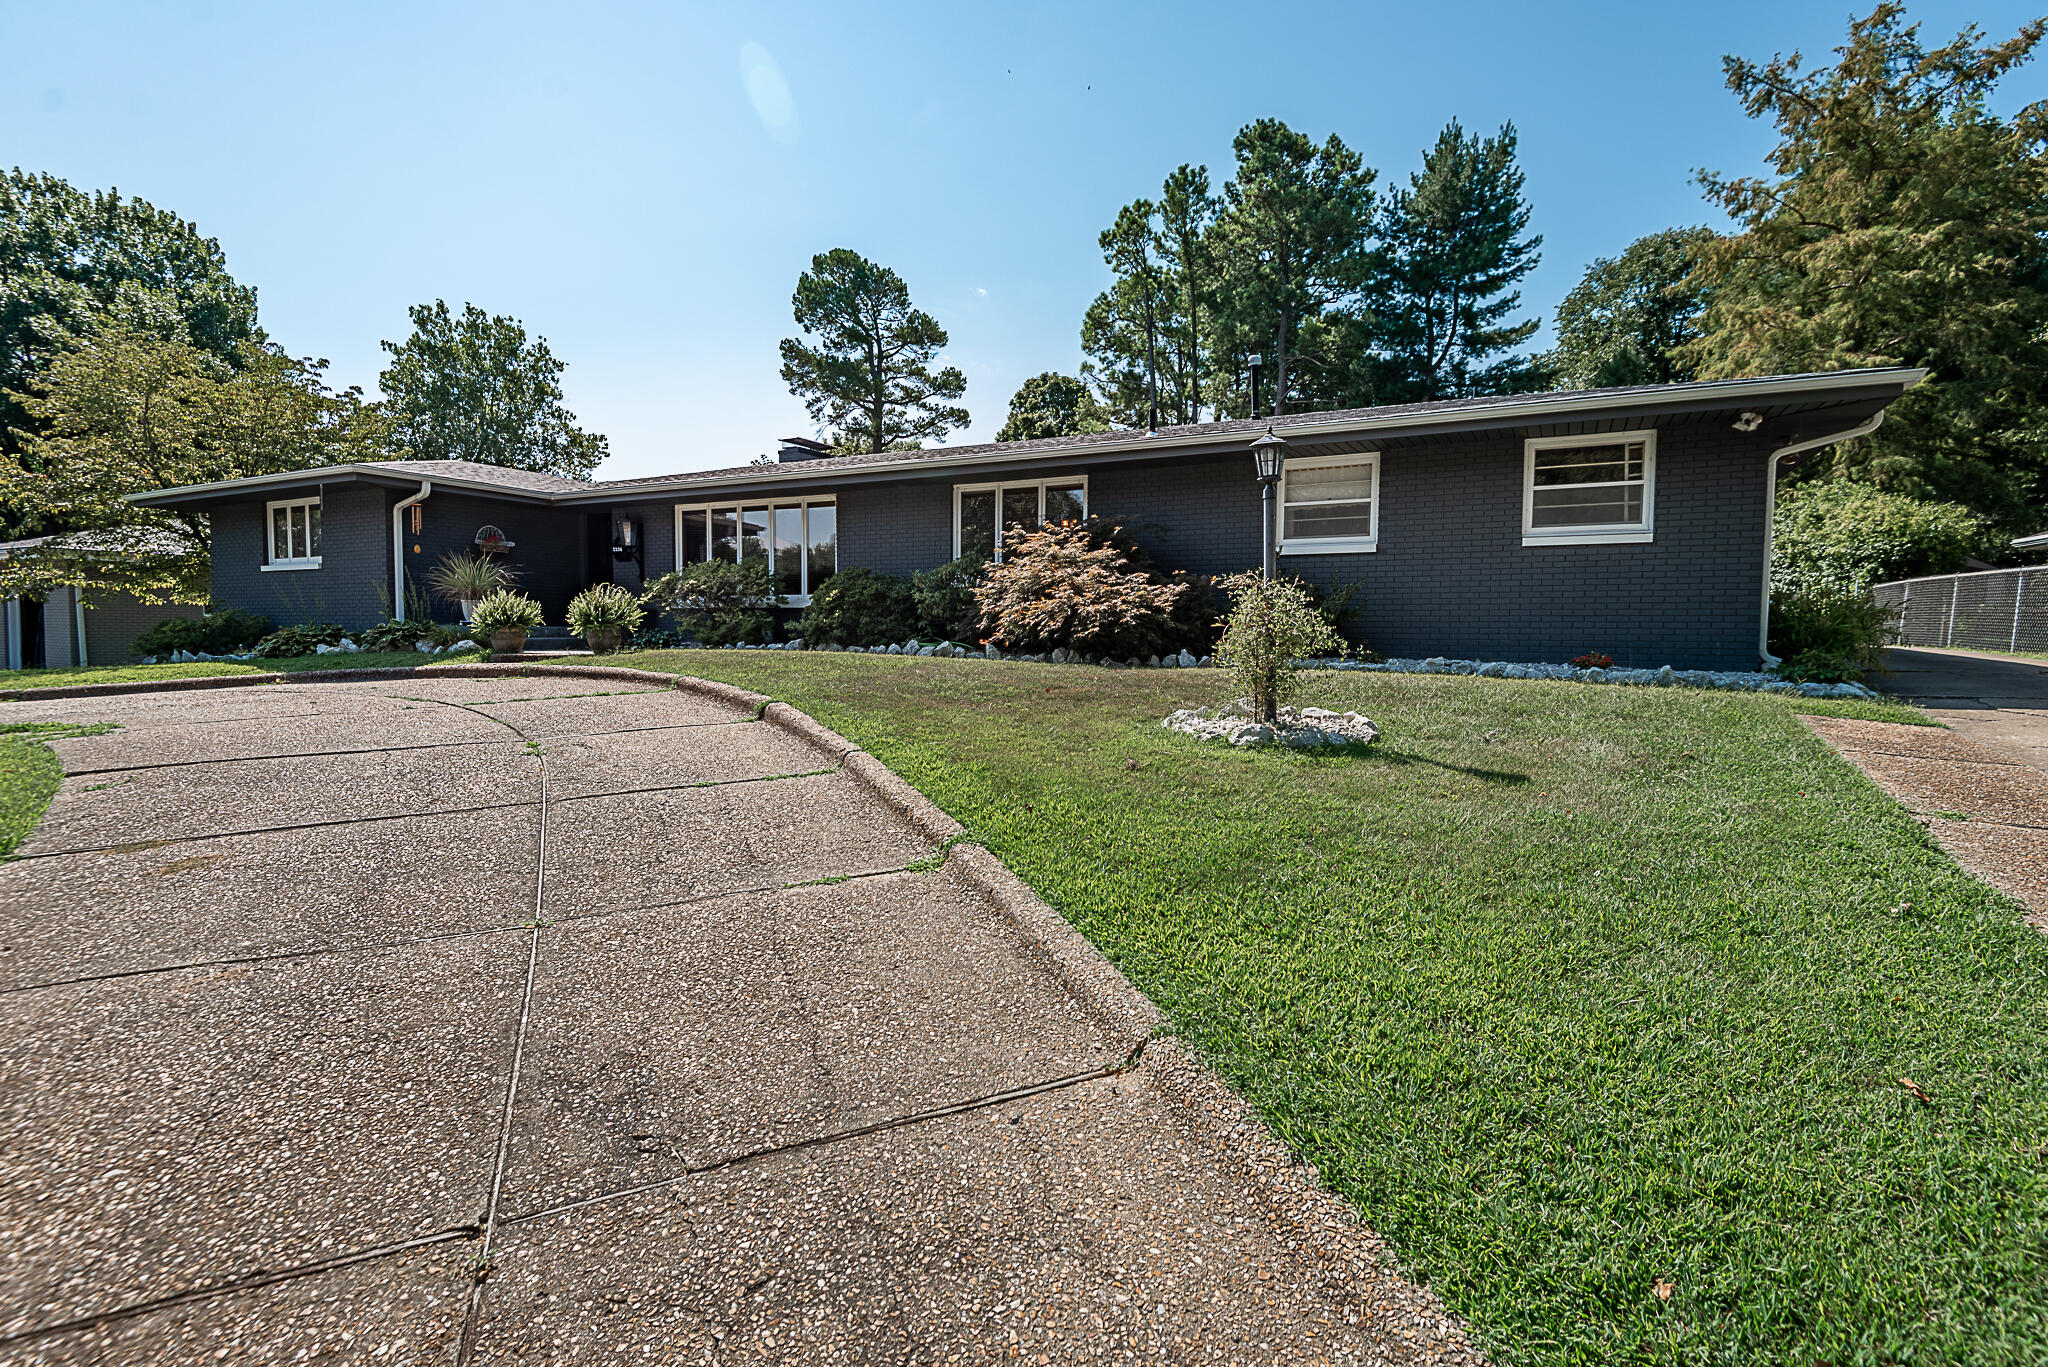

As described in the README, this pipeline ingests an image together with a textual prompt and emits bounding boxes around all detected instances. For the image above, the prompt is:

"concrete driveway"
[0,671,1472,1364]
[1875,646,2048,773]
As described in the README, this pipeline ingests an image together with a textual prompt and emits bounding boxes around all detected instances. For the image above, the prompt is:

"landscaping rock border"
[658,637,1877,698]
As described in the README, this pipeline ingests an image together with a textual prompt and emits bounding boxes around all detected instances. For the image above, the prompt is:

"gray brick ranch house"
[129,368,1923,671]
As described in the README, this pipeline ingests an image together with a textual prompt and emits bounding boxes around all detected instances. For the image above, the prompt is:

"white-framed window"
[953,477,1088,561]
[1523,431,1655,546]
[263,496,322,570]
[672,498,836,605]
[1277,453,1378,555]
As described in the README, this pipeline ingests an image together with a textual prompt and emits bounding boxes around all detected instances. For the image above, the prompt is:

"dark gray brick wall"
[210,484,392,629]
[85,592,201,662]
[1086,421,1770,670]
[404,492,588,625]
[198,418,1774,668]
[826,419,1770,670]
[838,481,957,576]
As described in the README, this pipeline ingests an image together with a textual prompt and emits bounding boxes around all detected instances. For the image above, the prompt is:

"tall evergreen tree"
[1211,120,1377,415]
[1081,169,1220,429]
[1683,4,2048,530]
[378,301,609,480]
[1547,227,1716,389]
[1358,120,1543,401]
[779,248,967,454]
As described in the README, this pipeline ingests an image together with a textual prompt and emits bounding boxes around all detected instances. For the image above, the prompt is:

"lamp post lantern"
[1250,427,1287,580]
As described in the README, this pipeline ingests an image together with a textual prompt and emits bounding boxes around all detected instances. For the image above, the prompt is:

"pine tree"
[1359,121,1543,401]
[779,248,968,454]
[1547,228,1716,389]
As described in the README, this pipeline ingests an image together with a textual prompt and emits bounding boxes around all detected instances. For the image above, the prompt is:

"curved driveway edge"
[0,664,1480,1363]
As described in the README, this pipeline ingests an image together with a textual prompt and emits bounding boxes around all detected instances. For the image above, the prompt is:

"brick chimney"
[777,436,832,463]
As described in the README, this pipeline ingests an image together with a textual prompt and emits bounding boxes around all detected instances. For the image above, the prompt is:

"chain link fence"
[1870,567,2048,653]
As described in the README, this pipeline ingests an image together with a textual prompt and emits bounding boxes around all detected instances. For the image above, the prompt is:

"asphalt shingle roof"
[367,459,600,493]
[594,368,1921,493]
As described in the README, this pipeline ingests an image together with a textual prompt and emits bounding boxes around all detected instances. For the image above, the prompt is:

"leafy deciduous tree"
[1,170,261,536]
[1547,227,1716,389]
[778,248,967,454]
[996,372,1108,442]
[377,300,609,481]
[0,328,384,602]
[1684,4,2048,529]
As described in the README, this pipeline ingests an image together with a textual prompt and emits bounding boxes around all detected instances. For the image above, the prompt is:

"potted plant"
[565,582,645,654]
[426,550,517,623]
[470,590,546,655]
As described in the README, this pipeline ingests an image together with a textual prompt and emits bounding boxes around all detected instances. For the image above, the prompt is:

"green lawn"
[0,722,112,856]
[588,649,2046,1366]
[0,651,464,692]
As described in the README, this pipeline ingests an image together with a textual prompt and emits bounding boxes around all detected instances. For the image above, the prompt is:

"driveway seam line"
[0,1225,481,1350]
[457,745,549,1364]
[17,768,844,862]
[0,1053,1133,1351]
[0,855,956,997]
[57,716,762,777]
[502,1050,1145,1227]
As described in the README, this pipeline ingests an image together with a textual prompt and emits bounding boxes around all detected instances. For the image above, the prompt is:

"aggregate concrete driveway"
[0,671,1473,1365]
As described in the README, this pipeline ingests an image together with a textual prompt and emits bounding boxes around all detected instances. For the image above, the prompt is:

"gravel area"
[0,667,1477,1361]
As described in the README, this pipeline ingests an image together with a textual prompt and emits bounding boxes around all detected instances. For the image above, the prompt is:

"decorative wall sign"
[475,525,515,552]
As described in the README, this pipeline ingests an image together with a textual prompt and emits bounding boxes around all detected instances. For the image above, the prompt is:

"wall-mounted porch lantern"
[612,516,643,571]
[1250,426,1287,579]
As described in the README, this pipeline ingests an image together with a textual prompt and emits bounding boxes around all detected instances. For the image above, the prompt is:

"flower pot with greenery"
[565,582,645,654]
[426,550,517,622]
[470,590,546,654]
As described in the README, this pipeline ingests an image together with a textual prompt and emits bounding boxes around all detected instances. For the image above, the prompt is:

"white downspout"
[73,590,88,669]
[1757,411,1886,669]
[393,480,432,622]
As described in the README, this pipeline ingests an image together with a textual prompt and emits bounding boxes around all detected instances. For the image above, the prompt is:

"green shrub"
[642,560,780,647]
[566,583,645,645]
[1213,573,1349,722]
[1769,585,1897,681]
[133,608,272,658]
[793,566,918,647]
[252,623,346,658]
[469,590,546,640]
[1774,481,1983,593]
[358,619,460,652]
[910,554,989,641]
[425,550,517,611]
[973,520,1191,659]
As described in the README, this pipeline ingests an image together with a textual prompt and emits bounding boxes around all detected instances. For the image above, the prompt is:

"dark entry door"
[21,597,45,669]
[585,513,613,586]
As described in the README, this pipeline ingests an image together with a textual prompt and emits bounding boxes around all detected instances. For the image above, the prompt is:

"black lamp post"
[1250,427,1287,580]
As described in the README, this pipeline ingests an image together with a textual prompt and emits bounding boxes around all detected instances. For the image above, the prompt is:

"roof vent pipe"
[393,480,431,622]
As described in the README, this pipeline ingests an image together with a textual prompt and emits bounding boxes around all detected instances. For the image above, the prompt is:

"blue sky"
[4,1,2039,479]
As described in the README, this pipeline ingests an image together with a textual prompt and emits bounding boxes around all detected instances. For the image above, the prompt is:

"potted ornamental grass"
[426,550,517,623]
[470,589,546,654]
[565,582,645,654]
